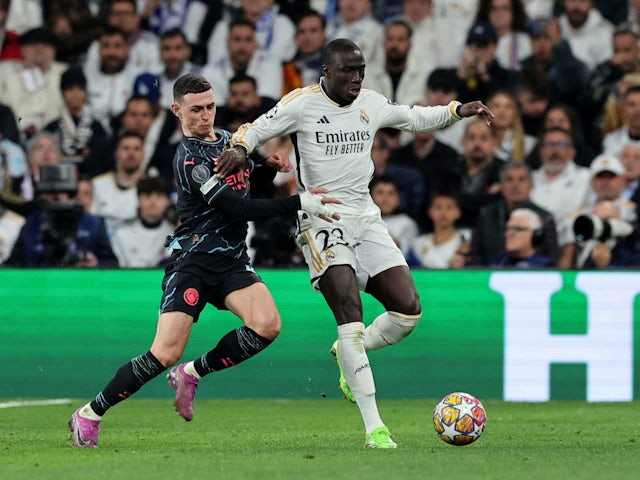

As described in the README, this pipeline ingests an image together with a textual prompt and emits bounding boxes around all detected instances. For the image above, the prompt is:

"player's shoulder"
[279,84,322,106]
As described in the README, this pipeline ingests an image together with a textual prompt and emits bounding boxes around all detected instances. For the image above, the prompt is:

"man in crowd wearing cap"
[0,27,66,138]
[556,153,637,268]
[455,20,517,104]
[43,67,109,169]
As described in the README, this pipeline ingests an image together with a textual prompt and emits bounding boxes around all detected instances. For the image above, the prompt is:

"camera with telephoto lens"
[36,164,86,266]
[572,214,638,244]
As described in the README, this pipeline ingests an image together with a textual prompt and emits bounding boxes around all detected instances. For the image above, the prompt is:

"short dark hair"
[99,25,127,41]
[137,176,170,197]
[499,161,532,182]
[322,38,361,65]
[369,174,399,192]
[229,73,257,91]
[117,130,144,146]
[160,28,188,43]
[541,126,573,143]
[173,73,212,103]
[295,9,326,31]
[385,19,412,39]
[229,18,256,33]
[624,85,640,99]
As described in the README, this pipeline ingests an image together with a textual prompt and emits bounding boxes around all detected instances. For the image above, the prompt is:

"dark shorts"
[159,251,263,322]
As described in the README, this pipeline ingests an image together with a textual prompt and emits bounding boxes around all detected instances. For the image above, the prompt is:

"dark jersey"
[165,129,300,264]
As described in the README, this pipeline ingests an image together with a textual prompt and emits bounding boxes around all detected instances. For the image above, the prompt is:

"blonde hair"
[487,89,526,162]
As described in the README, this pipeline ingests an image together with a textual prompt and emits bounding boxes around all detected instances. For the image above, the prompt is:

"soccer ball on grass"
[433,392,486,446]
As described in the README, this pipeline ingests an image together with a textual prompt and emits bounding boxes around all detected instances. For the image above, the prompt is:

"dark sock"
[90,351,166,416]
[193,326,272,377]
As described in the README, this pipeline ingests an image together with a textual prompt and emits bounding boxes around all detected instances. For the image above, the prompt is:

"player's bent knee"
[247,311,282,341]
[386,311,421,344]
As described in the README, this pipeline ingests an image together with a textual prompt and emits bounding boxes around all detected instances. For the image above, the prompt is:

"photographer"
[6,164,117,268]
[557,153,638,268]
[574,200,640,268]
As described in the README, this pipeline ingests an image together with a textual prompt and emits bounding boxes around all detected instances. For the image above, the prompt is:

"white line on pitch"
[0,398,73,409]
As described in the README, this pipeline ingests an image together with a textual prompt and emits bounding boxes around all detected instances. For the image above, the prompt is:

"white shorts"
[296,212,408,291]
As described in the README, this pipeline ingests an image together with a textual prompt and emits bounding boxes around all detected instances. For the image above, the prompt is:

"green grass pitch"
[1,398,639,480]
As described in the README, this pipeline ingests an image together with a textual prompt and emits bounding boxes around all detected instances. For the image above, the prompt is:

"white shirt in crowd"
[382,213,419,255]
[111,217,174,268]
[91,173,139,235]
[530,161,592,224]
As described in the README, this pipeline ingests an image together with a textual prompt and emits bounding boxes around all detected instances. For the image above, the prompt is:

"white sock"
[364,311,421,351]
[183,361,202,380]
[80,403,101,420]
[338,322,384,434]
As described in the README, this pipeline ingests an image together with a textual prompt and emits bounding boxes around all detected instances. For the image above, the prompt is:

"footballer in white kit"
[223,38,493,449]
[232,81,463,287]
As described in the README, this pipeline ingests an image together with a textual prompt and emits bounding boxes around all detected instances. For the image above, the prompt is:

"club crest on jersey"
[360,109,369,125]
[191,164,211,184]
[265,105,278,119]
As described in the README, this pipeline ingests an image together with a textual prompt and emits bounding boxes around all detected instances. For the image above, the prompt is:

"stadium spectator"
[89,0,161,72]
[68,72,340,448]
[83,27,142,132]
[486,88,536,162]
[325,0,385,72]
[558,0,614,72]
[0,27,66,139]
[0,135,30,216]
[7,164,117,268]
[0,103,20,144]
[388,127,458,231]
[281,9,326,93]
[363,19,431,106]
[474,0,532,71]
[206,0,296,64]
[519,16,590,112]
[426,68,469,154]
[556,153,637,267]
[406,191,468,269]
[453,117,503,229]
[110,176,174,268]
[584,27,640,137]
[0,0,23,61]
[140,0,207,38]
[456,20,518,104]
[530,127,591,223]
[400,0,459,69]
[45,0,96,65]
[371,131,424,222]
[201,19,283,106]
[489,207,554,267]
[620,143,640,204]
[43,67,109,169]
[215,74,277,134]
[576,199,640,268]
[370,175,419,255]
[155,28,201,110]
[3,0,43,33]
[526,103,595,169]
[91,131,146,235]
[469,161,558,266]
[515,66,550,137]
[602,85,640,158]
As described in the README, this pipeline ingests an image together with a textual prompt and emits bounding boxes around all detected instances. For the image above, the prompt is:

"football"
[433,392,487,446]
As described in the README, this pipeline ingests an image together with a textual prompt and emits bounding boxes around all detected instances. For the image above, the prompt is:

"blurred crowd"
[1,0,640,270]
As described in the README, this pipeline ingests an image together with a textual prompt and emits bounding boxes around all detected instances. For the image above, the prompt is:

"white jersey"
[110,217,174,268]
[232,82,461,216]
[91,173,138,234]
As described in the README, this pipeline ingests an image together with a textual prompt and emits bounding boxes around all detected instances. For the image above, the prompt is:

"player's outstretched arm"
[215,145,248,178]
[458,101,495,125]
